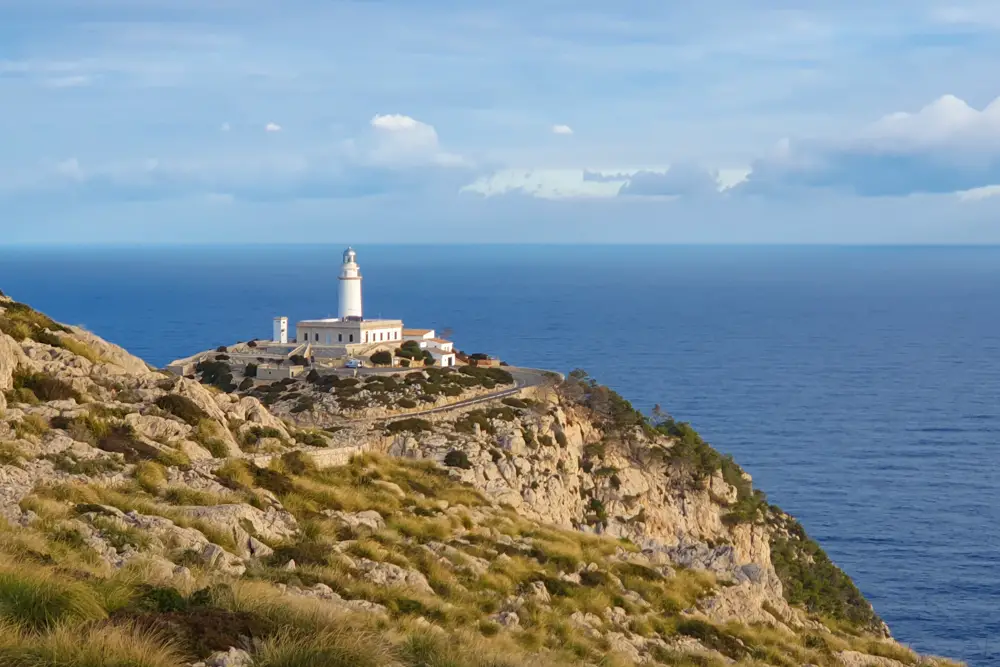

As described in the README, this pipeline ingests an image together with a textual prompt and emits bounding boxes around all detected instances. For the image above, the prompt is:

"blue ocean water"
[1,244,998,663]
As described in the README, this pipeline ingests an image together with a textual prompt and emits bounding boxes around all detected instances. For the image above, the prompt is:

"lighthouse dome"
[343,247,357,264]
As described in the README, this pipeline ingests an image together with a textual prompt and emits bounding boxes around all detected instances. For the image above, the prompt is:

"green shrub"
[280,450,317,475]
[245,363,258,378]
[12,370,81,403]
[769,513,881,631]
[15,414,50,439]
[238,378,254,391]
[294,430,328,448]
[0,301,70,345]
[196,360,237,392]
[386,418,433,434]
[397,398,417,409]
[46,452,123,475]
[443,450,472,469]
[241,425,285,449]
[155,394,208,426]
[370,351,392,366]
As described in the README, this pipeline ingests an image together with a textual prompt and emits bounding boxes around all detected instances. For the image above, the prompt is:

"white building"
[272,317,288,344]
[403,328,456,367]
[268,248,455,365]
[297,318,403,347]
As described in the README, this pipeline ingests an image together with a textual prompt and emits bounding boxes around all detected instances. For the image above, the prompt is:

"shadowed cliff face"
[0,291,959,667]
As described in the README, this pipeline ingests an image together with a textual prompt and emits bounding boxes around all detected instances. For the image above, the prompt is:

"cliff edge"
[0,290,960,667]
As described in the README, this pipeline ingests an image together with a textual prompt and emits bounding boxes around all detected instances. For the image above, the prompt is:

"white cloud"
[464,164,750,200]
[741,94,1000,197]
[552,124,574,135]
[860,94,1000,151]
[366,113,465,167]
[265,122,282,132]
[462,168,625,199]
[957,184,1000,201]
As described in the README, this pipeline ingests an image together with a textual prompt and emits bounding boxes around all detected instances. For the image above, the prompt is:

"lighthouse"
[338,247,363,320]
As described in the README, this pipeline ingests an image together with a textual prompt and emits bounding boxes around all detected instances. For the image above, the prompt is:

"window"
[338,334,343,342]
[349,334,354,342]
[314,333,319,342]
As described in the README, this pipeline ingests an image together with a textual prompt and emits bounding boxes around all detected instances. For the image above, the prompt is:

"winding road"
[337,367,559,425]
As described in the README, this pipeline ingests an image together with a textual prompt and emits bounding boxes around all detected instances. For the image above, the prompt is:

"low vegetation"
[0,300,71,344]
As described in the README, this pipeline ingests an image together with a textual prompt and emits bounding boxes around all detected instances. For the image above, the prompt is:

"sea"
[0,244,997,664]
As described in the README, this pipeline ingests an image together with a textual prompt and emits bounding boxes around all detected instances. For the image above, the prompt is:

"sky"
[3,0,1000,244]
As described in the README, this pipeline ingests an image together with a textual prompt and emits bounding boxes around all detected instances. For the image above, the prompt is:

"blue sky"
[3,1,1000,243]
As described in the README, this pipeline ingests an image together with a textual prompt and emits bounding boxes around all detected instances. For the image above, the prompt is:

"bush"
[770,513,881,631]
[386,418,433,434]
[0,301,70,345]
[280,450,318,475]
[12,370,81,403]
[397,398,417,409]
[97,424,163,462]
[245,363,258,378]
[196,360,237,392]
[216,346,228,353]
[443,450,472,469]
[370,350,392,366]
[155,394,208,426]
[238,378,254,391]
[294,430,328,448]
[15,414,50,439]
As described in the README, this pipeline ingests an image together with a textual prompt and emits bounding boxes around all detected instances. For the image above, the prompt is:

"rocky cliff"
[0,291,959,667]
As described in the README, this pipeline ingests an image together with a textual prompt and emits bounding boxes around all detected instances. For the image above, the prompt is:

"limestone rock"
[203,647,253,667]
[354,558,435,595]
[322,509,385,533]
[836,650,911,667]
[175,503,298,544]
[0,332,28,394]
[125,413,191,443]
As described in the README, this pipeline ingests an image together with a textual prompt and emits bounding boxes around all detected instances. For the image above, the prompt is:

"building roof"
[403,329,433,335]
[428,338,452,344]
[298,318,402,327]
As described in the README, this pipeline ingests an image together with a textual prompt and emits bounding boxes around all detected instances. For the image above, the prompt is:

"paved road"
[336,367,559,425]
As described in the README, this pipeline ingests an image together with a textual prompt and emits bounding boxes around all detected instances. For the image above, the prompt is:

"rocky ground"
[0,290,962,667]
[188,350,518,427]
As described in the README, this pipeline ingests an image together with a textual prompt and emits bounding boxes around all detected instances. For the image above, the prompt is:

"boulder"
[125,413,191,443]
[355,558,435,596]
[203,647,253,667]
[177,503,299,544]
[322,509,385,533]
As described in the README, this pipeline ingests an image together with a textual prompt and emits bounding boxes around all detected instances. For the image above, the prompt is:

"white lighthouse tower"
[337,247,363,320]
